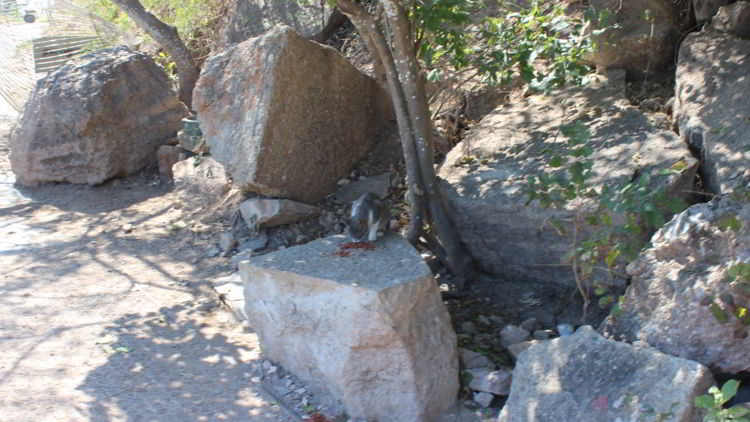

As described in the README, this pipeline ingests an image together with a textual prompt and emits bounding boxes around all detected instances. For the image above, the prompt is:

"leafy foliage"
[72,0,225,62]
[414,0,602,91]
[695,380,750,422]
[524,120,689,316]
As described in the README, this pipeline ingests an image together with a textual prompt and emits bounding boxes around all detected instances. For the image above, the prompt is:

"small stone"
[519,317,541,332]
[122,223,133,233]
[219,232,237,252]
[458,348,496,370]
[206,246,221,258]
[459,321,478,335]
[533,330,551,341]
[467,368,512,396]
[489,315,505,325]
[337,178,350,186]
[477,315,491,326]
[499,324,530,347]
[274,384,290,395]
[240,233,269,252]
[557,323,575,337]
[473,391,494,408]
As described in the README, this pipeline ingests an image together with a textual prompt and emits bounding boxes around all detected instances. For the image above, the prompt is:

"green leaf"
[728,406,750,417]
[598,295,614,308]
[606,248,621,268]
[694,395,716,409]
[570,162,585,185]
[721,379,740,402]
[549,155,565,168]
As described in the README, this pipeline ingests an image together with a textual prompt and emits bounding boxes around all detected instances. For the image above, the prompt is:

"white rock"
[241,234,458,422]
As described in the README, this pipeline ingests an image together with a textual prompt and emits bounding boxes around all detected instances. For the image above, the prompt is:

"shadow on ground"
[77,302,294,422]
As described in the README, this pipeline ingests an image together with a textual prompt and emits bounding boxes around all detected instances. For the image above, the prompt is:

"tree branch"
[111,0,199,109]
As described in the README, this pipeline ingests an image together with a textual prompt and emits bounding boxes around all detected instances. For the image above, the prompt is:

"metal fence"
[0,0,132,112]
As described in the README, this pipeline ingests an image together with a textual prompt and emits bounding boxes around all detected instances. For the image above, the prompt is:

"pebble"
[473,391,494,408]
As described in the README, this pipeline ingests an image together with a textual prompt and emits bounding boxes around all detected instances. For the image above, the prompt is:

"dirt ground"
[0,112,303,421]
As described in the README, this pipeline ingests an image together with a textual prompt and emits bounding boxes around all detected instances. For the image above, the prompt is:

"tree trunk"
[336,0,477,288]
[111,0,200,109]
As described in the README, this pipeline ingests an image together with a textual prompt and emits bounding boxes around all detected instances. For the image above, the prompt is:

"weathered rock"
[439,71,699,287]
[599,195,750,373]
[709,1,750,38]
[467,368,512,396]
[240,234,458,422]
[473,392,494,408]
[675,32,750,194]
[458,348,496,370]
[10,46,187,186]
[498,326,714,422]
[239,198,320,229]
[585,0,687,76]
[157,145,179,180]
[172,157,232,211]
[694,0,731,22]
[498,324,530,347]
[194,26,391,204]
[217,0,344,50]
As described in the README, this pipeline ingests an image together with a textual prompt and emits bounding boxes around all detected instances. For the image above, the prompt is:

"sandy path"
[0,118,297,421]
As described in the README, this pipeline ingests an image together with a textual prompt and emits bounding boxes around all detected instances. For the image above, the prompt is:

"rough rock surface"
[709,1,750,38]
[600,195,750,373]
[586,0,686,76]
[693,0,731,22]
[674,32,750,194]
[498,326,714,422]
[10,46,187,186]
[194,26,391,204]
[172,157,232,211]
[238,198,321,229]
[439,71,698,287]
[240,234,458,422]
[217,0,342,50]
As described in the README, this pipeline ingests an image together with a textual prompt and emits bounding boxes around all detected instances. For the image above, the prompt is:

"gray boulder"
[194,26,391,204]
[600,195,750,373]
[10,46,187,186]
[709,1,750,38]
[586,0,686,76]
[240,234,458,422]
[238,197,321,229]
[498,326,714,422]
[438,71,698,287]
[693,0,731,22]
[675,32,750,195]
[217,0,344,50]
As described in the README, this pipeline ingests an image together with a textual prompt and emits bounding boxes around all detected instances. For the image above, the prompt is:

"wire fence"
[0,0,132,112]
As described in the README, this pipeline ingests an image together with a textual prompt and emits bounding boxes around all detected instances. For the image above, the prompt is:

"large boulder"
[600,195,750,373]
[10,46,187,186]
[217,0,344,50]
[674,31,750,194]
[438,71,698,287]
[498,326,714,422]
[240,234,459,422]
[585,0,688,76]
[194,26,391,204]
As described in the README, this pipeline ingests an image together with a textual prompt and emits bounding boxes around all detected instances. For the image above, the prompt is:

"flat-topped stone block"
[240,234,459,422]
